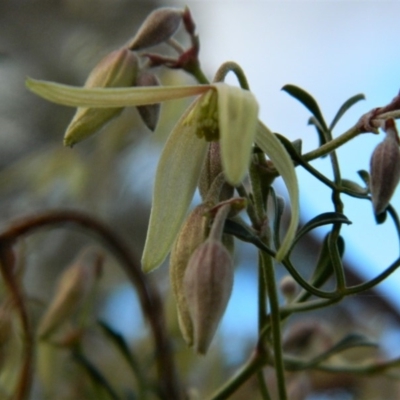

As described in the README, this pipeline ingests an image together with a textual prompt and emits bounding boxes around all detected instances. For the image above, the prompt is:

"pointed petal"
[142,99,209,272]
[26,78,211,108]
[255,122,299,261]
[213,83,259,185]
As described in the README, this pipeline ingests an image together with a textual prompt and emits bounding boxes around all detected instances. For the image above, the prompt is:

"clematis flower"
[26,78,299,271]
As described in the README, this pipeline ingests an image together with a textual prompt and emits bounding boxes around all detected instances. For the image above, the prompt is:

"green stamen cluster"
[186,90,220,142]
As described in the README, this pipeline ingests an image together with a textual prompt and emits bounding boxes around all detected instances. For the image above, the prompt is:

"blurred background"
[2,1,400,399]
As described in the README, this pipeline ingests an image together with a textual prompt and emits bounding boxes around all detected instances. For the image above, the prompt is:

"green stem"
[284,354,400,375]
[301,110,400,162]
[281,258,338,299]
[188,61,210,84]
[344,257,400,295]
[207,350,266,400]
[213,61,250,90]
[261,251,287,399]
[279,297,340,316]
[303,126,360,161]
[328,230,346,292]
[257,371,272,400]
[258,254,268,333]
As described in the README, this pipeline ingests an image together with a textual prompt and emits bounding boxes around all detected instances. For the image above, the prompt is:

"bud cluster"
[64,6,200,147]
[170,195,240,353]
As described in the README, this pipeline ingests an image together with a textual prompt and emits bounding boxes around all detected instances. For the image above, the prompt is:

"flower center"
[185,90,219,142]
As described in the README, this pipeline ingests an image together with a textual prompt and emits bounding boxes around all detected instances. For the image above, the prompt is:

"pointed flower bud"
[182,6,196,35]
[169,204,209,345]
[135,71,161,131]
[370,118,400,216]
[183,239,233,354]
[64,48,138,147]
[37,248,103,339]
[128,7,184,50]
[182,204,233,354]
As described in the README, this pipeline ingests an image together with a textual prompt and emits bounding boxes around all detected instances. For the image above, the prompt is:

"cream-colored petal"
[142,98,209,272]
[26,78,211,108]
[214,83,259,185]
[255,121,299,261]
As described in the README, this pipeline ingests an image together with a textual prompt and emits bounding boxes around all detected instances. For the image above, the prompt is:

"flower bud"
[37,248,103,339]
[279,275,298,302]
[182,6,196,35]
[128,8,183,50]
[64,48,138,147]
[369,118,400,216]
[183,239,233,354]
[135,71,161,131]
[169,205,209,346]
[199,142,233,201]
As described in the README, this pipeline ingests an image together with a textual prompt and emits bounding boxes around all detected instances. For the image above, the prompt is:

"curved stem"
[0,210,182,400]
[303,126,361,161]
[281,258,338,299]
[213,61,250,90]
[344,257,400,295]
[279,297,341,316]
[188,61,210,84]
[0,242,33,400]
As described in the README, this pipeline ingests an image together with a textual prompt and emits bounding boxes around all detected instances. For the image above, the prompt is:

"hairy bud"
[135,71,161,131]
[183,239,233,354]
[38,248,103,339]
[370,118,400,216]
[169,205,209,345]
[128,7,183,50]
[64,48,138,147]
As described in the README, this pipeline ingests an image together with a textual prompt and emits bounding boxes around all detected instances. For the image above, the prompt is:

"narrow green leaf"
[26,77,212,108]
[358,169,370,187]
[329,94,365,131]
[141,99,208,272]
[223,218,275,257]
[255,122,299,261]
[73,350,121,400]
[98,321,144,382]
[291,212,351,249]
[269,186,285,251]
[308,116,328,148]
[282,84,328,132]
[340,179,369,197]
[214,83,259,185]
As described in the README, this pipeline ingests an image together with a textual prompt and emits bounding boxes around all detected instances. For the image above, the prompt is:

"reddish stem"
[0,210,182,400]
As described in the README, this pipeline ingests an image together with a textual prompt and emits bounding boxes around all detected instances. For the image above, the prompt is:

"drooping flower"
[26,77,299,271]
[370,118,400,216]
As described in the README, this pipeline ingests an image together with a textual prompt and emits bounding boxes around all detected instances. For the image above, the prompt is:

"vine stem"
[207,349,266,399]
[213,61,250,89]
[0,242,33,400]
[261,251,287,399]
[0,210,182,400]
